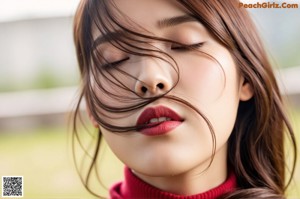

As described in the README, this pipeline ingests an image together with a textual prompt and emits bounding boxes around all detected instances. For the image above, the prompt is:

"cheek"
[177,48,240,145]
[92,68,138,107]
[100,127,145,169]
[90,71,138,126]
[176,44,240,106]
[175,54,226,105]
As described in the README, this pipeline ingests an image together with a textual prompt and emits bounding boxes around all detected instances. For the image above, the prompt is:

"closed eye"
[171,42,204,51]
[102,57,130,68]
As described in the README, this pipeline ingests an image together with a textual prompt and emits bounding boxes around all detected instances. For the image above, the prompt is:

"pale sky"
[0,0,80,22]
[0,0,299,22]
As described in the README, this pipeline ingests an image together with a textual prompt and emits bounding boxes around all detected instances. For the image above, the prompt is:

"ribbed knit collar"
[110,167,236,199]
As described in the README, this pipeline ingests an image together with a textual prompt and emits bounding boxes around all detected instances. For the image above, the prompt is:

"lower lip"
[140,121,182,136]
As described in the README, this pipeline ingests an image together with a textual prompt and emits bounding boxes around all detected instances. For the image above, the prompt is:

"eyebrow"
[157,14,197,29]
[93,14,197,47]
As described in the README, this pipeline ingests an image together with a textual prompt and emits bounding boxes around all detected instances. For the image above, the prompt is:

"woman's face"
[92,0,253,179]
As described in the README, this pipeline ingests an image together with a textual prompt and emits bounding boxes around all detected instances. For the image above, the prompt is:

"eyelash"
[171,42,204,51]
[102,42,204,68]
[102,57,130,68]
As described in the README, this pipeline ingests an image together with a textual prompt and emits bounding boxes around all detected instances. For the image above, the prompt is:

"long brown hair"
[72,0,297,198]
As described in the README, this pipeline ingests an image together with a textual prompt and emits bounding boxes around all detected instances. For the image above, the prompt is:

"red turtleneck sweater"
[110,167,236,199]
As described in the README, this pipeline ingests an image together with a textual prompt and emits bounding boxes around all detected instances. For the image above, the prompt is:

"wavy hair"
[72,0,297,198]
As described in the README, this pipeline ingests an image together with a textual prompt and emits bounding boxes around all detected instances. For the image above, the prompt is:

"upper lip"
[136,105,183,126]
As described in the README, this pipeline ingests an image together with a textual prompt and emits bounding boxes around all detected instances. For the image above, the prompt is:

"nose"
[134,57,173,97]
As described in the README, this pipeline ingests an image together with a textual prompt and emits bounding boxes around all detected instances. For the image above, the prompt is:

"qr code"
[2,176,23,198]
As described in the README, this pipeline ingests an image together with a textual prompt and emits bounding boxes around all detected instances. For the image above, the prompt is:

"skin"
[89,0,253,196]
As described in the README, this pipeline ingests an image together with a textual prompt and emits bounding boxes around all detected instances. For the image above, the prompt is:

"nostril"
[141,86,147,93]
[157,83,164,89]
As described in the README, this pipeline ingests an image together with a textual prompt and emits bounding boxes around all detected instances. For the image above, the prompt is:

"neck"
[133,145,228,196]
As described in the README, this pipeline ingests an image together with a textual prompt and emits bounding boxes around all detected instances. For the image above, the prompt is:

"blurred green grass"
[0,127,100,198]
[288,106,300,198]
[0,107,299,198]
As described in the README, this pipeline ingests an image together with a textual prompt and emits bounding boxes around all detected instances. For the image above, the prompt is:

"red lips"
[136,105,183,136]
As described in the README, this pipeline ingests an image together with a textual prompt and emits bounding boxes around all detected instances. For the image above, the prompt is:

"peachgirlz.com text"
[239,2,298,8]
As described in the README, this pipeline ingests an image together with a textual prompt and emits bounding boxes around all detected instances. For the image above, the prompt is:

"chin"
[130,154,212,178]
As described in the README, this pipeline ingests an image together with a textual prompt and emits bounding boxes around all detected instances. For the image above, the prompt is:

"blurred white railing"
[0,87,79,118]
[276,66,300,96]
[0,66,299,130]
[0,87,81,130]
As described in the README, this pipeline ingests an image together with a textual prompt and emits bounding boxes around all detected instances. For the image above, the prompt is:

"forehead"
[111,0,188,29]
